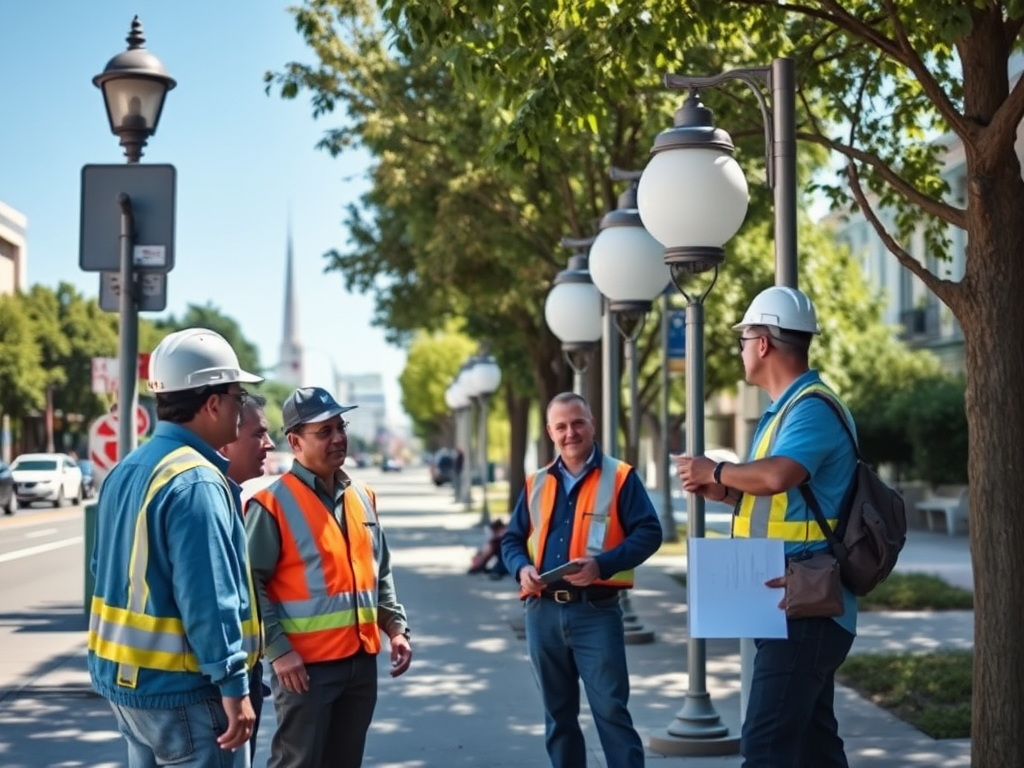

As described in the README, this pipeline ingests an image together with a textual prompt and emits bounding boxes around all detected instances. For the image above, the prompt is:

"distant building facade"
[337,373,387,448]
[826,136,970,375]
[0,200,27,296]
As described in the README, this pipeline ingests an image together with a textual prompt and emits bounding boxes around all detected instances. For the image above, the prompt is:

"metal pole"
[461,405,473,511]
[626,337,639,466]
[573,369,585,398]
[116,192,138,460]
[452,409,462,504]
[478,395,491,526]
[772,57,798,289]
[601,301,620,457]
[660,293,677,541]
[649,299,737,756]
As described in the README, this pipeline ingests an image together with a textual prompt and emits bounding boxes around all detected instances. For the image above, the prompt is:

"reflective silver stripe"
[275,480,331,595]
[347,481,380,565]
[528,466,549,531]
[91,615,188,655]
[277,591,358,620]
[585,455,621,554]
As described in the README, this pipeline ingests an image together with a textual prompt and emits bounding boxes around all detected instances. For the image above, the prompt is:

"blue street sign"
[667,309,686,374]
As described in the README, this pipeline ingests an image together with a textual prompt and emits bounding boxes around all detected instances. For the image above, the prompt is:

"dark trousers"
[249,662,267,760]
[742,617,856,768]
[268,653,378,768]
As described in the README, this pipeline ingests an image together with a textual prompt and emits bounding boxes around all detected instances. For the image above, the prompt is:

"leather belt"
[539,588,621,604]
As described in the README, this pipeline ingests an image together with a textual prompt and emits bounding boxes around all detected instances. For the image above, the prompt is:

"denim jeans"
[524,595,645,768]
[110,699,250,768]
[742,617,856,768]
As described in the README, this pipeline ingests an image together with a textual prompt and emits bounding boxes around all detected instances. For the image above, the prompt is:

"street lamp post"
[589,169,671,467]
[544,239,603,397]
[467,354,502,527]
[93,16,175,460]
[638,58,796,757]
[589,168,671,647]
[445,383,469,504]
[454,363,476,511]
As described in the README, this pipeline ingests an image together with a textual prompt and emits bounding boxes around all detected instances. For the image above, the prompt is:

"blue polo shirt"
[501,445,663,587]
[749,369,857,634]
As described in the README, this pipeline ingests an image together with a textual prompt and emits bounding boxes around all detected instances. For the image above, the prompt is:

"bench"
[915,489,969,536]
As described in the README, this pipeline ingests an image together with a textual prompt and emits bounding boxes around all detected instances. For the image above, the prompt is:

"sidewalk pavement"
[0,478,972,767]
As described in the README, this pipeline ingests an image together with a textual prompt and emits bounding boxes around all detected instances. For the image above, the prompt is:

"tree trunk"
[505,389,530,511]
[960,149,1024,768]
[956,22,1024,765]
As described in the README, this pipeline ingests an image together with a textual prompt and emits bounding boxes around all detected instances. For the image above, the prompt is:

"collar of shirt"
[554,445,600,495]
[289,460,353,518]
[763,368,823,416]
[152,421,231,477]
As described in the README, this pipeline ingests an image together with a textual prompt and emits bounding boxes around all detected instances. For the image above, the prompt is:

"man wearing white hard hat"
[675,286,859,768]
[88,327,264,768]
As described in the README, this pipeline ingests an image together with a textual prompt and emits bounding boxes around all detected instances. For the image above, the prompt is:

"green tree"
[154,302,262,374]
[0,294,46,420]
[399,328,478,446]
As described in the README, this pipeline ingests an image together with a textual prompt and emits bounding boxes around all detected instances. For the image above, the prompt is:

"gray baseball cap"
[282,387,357,434]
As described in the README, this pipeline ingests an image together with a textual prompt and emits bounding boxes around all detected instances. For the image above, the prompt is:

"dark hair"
[239,392,267,427]
[546,391,593,420]
[156,383,233,424]
[749,324,812,359]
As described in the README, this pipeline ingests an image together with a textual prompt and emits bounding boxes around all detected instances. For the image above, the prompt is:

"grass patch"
[838,651,972,739]
[858,572,973,611]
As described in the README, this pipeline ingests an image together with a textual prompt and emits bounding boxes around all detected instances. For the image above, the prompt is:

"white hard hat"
[147,328,264,393]
[732,286,820,334]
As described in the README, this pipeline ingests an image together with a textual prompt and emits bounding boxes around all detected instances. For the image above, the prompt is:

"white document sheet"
[688,537,788,639]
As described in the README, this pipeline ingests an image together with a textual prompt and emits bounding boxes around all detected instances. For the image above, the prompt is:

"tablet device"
[539,561,584,584]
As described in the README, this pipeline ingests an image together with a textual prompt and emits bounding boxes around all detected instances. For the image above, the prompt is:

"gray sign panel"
[80,164,176,272]
[99,272,168,313]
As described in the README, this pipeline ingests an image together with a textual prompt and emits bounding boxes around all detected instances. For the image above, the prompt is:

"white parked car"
[10,453,85,508]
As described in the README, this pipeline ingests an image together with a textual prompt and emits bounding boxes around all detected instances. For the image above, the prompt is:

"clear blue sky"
[0,2,408,425]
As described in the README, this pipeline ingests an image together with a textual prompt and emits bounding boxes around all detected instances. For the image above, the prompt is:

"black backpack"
[798,393,908,596]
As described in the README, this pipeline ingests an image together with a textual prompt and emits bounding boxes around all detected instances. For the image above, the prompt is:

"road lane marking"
[24,528,59,539]
[0,536,83,563]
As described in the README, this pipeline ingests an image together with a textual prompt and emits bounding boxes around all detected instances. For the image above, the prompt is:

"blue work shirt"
[89,421,255,707]
[502,445,663,587]
[748,369,858,634]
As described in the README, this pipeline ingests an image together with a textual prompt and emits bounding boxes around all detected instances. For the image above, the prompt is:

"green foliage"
[399,329,478,444]
[0,295,46,418]
[858,572,973,611]
[898,376,969,485]
[154,302,262,374]
[838,651,972,739]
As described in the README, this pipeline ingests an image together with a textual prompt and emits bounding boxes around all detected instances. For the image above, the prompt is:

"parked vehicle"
[0,461,16,514]
[78,459,97,499]
[381,456,403,472]
[430,449,457,486]
[10,453,85,508]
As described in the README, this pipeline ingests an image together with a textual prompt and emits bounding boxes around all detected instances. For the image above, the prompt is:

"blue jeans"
[524,595,644,768]
[110,699,250,768]
[742,617,856,768]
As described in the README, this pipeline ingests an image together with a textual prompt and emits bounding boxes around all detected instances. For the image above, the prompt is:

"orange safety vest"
[251,473,382,662]
[520,454,634,598]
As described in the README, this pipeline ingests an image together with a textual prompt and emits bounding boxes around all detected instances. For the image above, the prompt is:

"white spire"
[277,213,304,386]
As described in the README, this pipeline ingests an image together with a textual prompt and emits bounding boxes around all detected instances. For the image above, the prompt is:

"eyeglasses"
[221,389,249,406]
[299,421,350,440]
[737,336,764,352]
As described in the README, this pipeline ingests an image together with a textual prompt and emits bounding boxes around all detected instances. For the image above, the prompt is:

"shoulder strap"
[792,390,857,558]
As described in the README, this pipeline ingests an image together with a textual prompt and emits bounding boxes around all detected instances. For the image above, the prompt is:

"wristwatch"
[713,461,726,484]
[398,627,411,641]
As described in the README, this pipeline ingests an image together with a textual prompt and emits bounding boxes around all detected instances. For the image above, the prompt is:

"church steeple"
[278,218,304,386]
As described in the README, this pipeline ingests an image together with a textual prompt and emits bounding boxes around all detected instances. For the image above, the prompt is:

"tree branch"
[989,56,1024,151]
[732,0,969,137]
[845,162,955,306]
[797,131,966,229]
